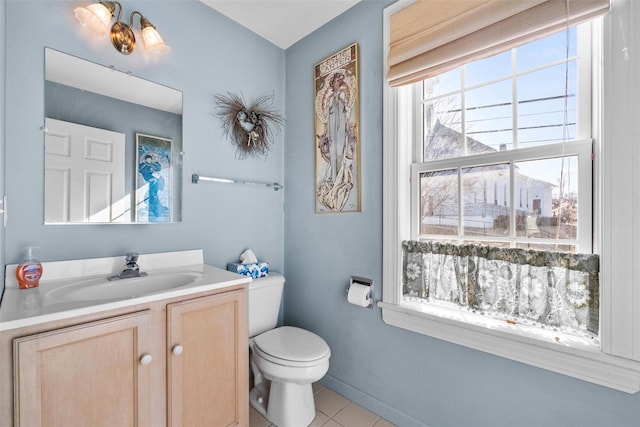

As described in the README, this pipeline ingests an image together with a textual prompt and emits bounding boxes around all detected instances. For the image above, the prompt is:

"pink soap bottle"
[16,247,43,290]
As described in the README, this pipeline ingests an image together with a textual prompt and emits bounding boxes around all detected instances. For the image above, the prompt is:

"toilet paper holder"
[347,276,374,308]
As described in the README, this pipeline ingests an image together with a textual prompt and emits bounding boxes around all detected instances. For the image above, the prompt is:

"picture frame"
[314,43,361,213]
[135,133,172,223]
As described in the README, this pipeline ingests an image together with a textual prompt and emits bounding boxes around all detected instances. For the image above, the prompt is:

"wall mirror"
[44,47,183,224]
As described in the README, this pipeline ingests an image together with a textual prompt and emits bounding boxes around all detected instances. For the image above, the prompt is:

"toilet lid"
[253,326,330,363]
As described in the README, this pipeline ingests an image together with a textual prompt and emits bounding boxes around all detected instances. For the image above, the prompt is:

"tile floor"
[249,383,396,427]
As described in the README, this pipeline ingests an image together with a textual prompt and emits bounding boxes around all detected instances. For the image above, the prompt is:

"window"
[407,24,598,340]
[413,26,591,253]
[382,0,640,393]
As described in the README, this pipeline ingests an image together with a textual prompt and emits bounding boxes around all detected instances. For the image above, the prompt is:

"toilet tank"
[248,273,285,338]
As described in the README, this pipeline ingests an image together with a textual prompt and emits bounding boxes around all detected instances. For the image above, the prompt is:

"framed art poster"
[314,43,361,213]
[135,133,172,223]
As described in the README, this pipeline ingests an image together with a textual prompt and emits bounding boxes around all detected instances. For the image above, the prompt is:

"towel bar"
[191,174,283,191]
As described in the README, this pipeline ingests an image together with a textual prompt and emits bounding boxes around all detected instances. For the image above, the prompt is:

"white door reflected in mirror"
[45,118,127,223]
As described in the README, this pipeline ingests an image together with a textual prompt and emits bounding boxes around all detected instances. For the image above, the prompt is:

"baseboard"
[320,374,430,427]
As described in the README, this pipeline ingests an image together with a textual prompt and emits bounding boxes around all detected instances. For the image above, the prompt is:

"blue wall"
[283,1,640,426]
[3,1,285,278]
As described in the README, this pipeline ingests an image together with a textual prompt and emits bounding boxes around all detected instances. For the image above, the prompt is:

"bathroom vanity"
[0,250,250,426]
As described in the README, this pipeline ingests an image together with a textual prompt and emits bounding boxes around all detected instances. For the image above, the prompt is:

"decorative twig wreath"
[214,92,284,159]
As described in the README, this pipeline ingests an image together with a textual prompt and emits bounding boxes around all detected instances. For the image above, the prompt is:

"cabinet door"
[13,311,151,427]
[167,289,248,427]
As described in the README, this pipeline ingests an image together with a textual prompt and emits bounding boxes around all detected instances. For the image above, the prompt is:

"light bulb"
[74,3,113,35]
[141,26,171,56]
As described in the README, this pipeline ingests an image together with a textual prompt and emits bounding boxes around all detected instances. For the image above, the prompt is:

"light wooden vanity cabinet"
[3,286,248,427]
[13,311,153,426]
[167,291,248,426]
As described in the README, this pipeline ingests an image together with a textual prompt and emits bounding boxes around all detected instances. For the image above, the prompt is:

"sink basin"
[45,271,204,302]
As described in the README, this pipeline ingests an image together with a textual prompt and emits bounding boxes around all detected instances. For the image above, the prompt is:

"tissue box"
[227,262,269,278]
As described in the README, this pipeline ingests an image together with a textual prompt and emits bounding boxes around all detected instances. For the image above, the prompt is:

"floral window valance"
[402,241,600,337]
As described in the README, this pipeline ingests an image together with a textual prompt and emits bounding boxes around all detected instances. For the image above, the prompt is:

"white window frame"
[411,141,593,250]
[381,0,640,393]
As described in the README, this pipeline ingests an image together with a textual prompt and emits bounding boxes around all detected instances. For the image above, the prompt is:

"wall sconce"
[74,1,170,56]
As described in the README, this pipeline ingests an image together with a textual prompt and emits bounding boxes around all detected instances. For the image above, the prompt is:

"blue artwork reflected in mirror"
[136,133,172,222]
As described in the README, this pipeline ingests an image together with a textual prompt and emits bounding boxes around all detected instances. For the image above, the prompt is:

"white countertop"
[0,250,251,331]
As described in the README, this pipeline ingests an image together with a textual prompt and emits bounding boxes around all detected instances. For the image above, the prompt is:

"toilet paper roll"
[347,283,372,307]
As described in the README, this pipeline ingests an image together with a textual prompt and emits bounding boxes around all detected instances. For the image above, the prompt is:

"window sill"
[379,301,640,393]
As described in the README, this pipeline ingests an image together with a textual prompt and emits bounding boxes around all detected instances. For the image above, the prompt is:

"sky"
[423,27,581,195]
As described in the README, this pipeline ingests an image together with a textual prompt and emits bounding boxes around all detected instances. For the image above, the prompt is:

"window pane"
[425,68,461,98]
[424,94,462,161]
[517,27,577,72]
[515,157,578,243]
[417,26,588,253]
[465,50,511,86]
[516,242,577,253]
[420,170,458,235]
[465,80,513,151]
[462,164,510,237]
[466,240,510,248]
[518,61,577,146]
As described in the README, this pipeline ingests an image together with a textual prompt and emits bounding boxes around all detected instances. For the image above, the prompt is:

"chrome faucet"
[108,252,148,281]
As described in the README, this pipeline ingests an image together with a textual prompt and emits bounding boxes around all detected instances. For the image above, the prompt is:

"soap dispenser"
[15,247,43,289]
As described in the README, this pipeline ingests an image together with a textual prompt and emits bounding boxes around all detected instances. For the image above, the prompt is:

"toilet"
[248,273,331,427]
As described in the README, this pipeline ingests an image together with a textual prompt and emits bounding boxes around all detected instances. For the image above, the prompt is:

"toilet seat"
[253,326,330,367]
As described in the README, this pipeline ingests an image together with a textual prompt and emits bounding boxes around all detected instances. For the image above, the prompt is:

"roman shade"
[387,0,611,87]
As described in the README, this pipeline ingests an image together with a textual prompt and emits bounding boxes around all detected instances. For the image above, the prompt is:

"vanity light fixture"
[74,1,170,56]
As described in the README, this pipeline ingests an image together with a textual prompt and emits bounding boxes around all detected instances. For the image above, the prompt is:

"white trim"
[412,139,591,170]
[379,301,640,393]
[382,0,640,393]
[598,0,640,360]
[383,0,413,306]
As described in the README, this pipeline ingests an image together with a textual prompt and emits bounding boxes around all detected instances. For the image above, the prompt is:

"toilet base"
[249,380,315,427]
[249,382,270,418]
